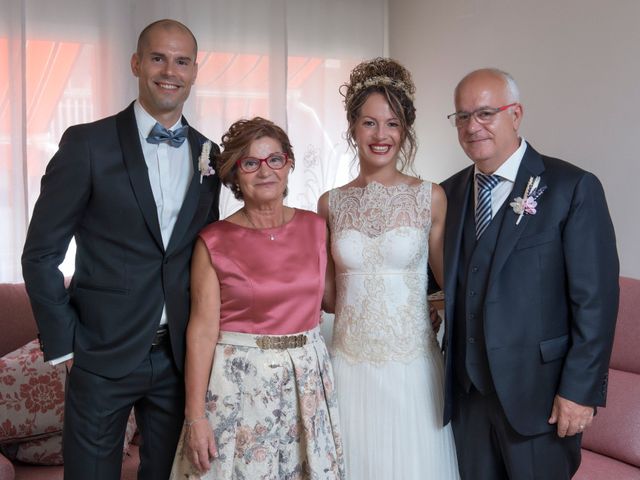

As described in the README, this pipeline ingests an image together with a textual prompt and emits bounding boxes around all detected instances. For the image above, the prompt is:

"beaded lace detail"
[329,181,438,365]
[329,181,431,238]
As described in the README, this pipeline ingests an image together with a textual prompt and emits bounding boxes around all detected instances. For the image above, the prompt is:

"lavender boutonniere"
[509,176,547,225]
[198,141,215,184]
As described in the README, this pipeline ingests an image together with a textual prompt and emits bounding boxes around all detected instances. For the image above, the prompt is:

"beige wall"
[389,0,640,278]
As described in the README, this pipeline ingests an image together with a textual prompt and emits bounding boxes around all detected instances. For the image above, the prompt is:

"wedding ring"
[579,425,585,430]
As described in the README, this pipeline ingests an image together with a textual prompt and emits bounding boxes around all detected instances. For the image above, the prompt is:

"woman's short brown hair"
[217,117,295,200]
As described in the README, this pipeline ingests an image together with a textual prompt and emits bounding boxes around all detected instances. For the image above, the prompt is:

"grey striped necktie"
[475,173,501,239]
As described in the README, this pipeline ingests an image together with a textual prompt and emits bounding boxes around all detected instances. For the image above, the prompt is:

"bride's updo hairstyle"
[341,57,417,172]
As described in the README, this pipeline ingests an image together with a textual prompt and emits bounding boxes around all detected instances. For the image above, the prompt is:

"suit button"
[469,313,475,319]
[472,266,479,273]
[469,291,476,296]
[468,337,475,344]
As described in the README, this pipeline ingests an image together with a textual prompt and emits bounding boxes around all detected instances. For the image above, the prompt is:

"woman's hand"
[185,416,217,473]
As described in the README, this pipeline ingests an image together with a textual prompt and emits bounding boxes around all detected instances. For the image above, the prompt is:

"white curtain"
[0,0,386,282]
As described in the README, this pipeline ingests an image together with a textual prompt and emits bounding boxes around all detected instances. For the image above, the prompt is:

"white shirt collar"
[474,137,528,183]
[133,100,183,138]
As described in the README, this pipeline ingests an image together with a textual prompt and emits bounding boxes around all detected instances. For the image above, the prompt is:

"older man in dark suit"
[441,68,619,479]
[21,19,220,480]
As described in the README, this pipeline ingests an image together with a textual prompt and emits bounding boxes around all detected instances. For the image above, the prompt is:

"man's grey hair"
[488,68,520,103]
[455,68,521,104]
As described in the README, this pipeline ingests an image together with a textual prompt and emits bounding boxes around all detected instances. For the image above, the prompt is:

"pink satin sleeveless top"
[198,209,327,334]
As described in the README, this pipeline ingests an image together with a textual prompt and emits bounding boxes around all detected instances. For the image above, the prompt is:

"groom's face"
[454,71,522,174]
[131,25,198,127]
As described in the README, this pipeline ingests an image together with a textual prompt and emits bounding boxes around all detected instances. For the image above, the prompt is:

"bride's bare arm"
[317,192,336,313]
[428,183,446,291]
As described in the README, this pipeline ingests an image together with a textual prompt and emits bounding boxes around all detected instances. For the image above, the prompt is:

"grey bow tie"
[146,122,189,147]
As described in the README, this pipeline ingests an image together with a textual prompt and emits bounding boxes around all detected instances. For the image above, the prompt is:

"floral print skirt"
[170,326,345,479]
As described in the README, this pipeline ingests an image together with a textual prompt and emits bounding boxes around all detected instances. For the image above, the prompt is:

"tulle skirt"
[331,342,460,480]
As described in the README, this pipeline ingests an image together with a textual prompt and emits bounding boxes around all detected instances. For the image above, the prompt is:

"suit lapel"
[444,168,473,294]
[166,120,203,255]
[443,167,474,342]
[486,143,546,293]
[116,103,164,251]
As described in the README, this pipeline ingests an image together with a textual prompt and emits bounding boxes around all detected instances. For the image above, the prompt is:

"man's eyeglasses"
[447,103,518,127]
[236,152,289,173]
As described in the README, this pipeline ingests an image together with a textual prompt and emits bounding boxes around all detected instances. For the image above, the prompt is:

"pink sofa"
[0,283,139,480]
[2,278,639,479]
[574,276,640,479]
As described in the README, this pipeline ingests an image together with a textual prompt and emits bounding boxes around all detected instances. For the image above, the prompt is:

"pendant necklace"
[242,208,286,241]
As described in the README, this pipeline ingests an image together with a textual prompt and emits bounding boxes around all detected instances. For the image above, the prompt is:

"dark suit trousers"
[63,343,184,480]
[452,388,581,480]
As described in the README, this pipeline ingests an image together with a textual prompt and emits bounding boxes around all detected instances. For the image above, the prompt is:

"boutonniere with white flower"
[198,141,215,184]
[509,176,547,225]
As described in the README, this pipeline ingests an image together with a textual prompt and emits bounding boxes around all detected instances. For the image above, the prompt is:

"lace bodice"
[329,181,438,365]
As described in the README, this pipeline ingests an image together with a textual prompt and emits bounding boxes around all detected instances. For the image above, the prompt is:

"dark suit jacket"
[441,142,619,436]
[22,102,221,378]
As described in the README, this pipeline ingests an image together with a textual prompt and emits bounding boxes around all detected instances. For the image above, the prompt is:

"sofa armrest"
[0,452,15,480]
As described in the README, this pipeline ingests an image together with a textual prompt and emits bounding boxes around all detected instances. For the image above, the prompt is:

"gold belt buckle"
[256,333,307,350]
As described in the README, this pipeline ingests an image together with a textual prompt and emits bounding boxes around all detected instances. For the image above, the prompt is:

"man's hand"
[65,359,74,373]
[429,303,442,333]
[548,394,594,437]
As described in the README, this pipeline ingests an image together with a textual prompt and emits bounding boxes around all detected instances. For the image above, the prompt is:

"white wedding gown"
[328,181,459,480]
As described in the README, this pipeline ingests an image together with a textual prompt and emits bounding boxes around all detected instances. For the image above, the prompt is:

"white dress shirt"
[134,101,193,325]
[474,138,528,216]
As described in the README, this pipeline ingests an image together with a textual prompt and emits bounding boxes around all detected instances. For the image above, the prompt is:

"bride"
[318,57,460,479]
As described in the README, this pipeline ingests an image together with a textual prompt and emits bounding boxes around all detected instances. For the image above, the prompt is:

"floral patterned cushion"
[1,410,137,465]
[0,339,65,443]
[4,433,64,465]
[0,339,137,465]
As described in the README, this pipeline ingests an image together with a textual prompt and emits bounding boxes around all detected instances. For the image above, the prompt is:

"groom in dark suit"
[441,68,619,479]
[21,19,220,479]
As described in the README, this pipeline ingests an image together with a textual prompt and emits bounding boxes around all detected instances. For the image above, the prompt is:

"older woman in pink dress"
[170,117,344,479]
